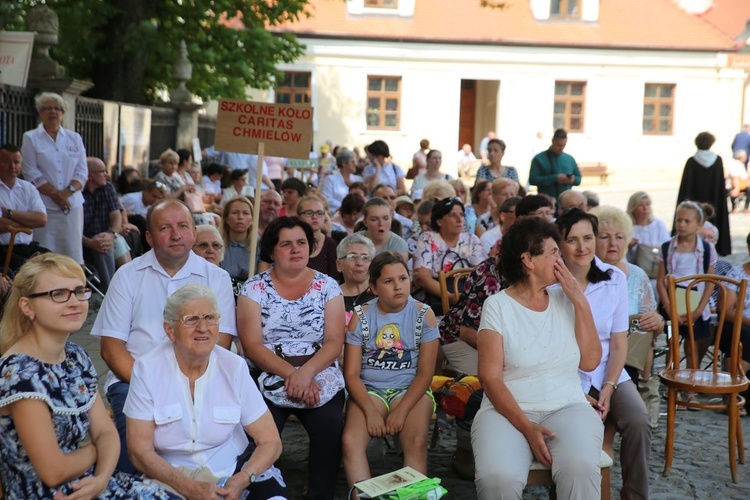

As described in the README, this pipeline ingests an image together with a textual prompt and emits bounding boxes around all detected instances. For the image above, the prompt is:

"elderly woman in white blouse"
[125,284,285,499]
[21,92,88,264]
[625,191,670,271]
[321,149,363,214]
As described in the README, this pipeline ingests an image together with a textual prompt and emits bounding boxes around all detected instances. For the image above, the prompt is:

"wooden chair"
[659,274,749,483]
[527,422,615,500]
[431,268,475,451]
[2,226,32,278]
[437,267,475,315]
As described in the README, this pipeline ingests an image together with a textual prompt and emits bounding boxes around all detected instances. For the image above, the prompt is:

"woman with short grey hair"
[22,91,88,264]
[193,224,225,264]
[337,233,377,324]
[125,284,286,499]
[321,148,363,214]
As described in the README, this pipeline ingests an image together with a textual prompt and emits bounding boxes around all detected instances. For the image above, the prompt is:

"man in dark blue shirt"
[82,157,123,292]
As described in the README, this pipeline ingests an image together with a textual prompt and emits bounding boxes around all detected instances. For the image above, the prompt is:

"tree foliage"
[2,0,310,104]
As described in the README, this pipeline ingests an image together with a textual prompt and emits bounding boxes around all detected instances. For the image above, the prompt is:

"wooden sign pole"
[248,142,264,277]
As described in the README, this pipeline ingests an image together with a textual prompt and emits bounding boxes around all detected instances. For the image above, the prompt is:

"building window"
[550,0,581,19]
[367,76,401,130]
[274,71,311,104]
[643,84,674,135]
[364,0,398,8]
[553,81,586,132]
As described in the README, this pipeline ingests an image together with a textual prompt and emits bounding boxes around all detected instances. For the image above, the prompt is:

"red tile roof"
[268,0,738,51]
[699,0,750,40]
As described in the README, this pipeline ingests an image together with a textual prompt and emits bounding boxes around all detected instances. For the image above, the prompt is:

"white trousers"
[33,206,84,264]
[472,402,603,500]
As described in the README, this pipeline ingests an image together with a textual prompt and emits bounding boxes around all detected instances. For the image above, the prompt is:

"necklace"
[343,283,372,307]
[29,334,65,364]
[514,287,548,311]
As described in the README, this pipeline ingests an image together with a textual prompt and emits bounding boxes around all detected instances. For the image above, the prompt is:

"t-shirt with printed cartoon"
[347,297,439,390]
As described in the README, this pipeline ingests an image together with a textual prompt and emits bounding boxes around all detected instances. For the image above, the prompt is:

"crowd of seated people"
[4,111,750,500]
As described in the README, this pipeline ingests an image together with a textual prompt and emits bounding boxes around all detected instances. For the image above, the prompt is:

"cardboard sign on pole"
[213,98,314,277]
[214,99,314,160]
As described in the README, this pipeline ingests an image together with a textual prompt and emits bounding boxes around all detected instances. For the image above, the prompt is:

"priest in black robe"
[675,131,731,255]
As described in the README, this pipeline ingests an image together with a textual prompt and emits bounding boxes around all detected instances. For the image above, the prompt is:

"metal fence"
[0,84,37,147]
[0,84,217,164]
[75,97,105,160]
[149,106,178,159]
[198,114,216,149]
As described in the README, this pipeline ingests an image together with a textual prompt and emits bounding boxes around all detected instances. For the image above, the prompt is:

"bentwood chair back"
[437,267,475,316]
[659,274,749,482]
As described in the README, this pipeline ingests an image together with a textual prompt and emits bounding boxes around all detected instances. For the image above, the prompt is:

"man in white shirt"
[91,198,237,474]
[0,144,48,271]
[457,144,477,176]
[480,196,520,254]
[259,189,282,236]
[557,189,587,215]
[121,180,168,218]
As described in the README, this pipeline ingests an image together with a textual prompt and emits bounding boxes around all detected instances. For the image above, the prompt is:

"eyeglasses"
[27,287,92,303]
[179,313,221,327]
[194,242,223,251]
[531,209,554,218]
[340,253,372,263]
[40,106,64,113]
[300,210,326,218]
[90,170,107,175]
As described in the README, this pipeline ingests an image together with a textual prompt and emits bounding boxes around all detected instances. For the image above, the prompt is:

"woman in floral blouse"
[413,197,487,317]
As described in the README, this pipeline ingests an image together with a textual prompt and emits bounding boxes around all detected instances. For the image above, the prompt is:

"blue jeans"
[107,381,136,474]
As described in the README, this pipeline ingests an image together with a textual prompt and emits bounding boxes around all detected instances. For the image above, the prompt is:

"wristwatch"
[241,469,256,484]
[2,208,12,219]
[603,381,618,391]
[68,184,76,194]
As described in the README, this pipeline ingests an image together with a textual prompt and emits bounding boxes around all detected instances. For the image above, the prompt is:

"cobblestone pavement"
[71,177,750,499]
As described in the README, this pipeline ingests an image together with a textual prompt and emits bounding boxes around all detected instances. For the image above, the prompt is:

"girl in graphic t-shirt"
[342,252,439,495]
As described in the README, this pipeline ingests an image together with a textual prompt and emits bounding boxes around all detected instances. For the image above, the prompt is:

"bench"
[579,162,610,184]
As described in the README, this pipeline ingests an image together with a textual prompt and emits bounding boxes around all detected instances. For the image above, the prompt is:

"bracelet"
[603,380,618,390]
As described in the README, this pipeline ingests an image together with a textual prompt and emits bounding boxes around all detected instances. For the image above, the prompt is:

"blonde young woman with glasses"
[0,254,176,499]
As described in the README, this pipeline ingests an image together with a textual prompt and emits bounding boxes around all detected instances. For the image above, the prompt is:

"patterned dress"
[439,256,505,345]
[0,342,177,499]
[241,270,343,356]
[475,165,519,183]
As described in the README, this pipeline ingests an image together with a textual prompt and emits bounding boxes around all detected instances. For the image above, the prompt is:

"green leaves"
[7,0,309,104]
